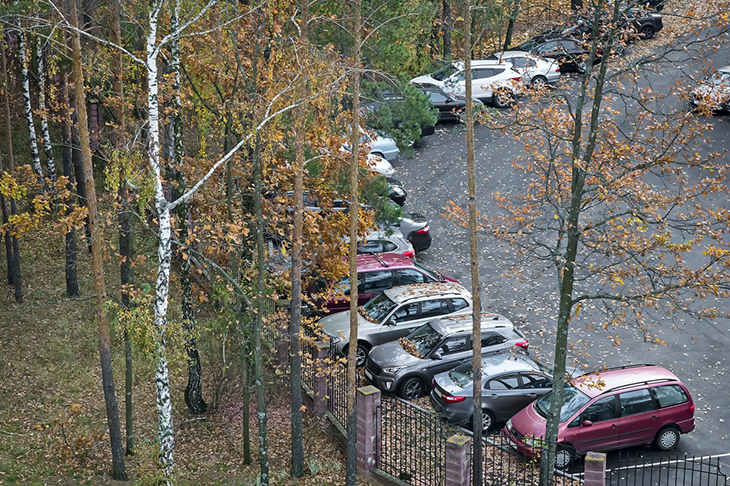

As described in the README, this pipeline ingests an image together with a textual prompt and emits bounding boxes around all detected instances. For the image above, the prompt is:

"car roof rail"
[604,378,677,394]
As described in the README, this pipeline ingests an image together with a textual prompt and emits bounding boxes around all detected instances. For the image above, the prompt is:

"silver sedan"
[488,51,561,88]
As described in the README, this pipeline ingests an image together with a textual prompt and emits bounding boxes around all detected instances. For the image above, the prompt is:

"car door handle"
[610,424,618,429]
[527,393,537,398]
[651,416,659,420]
[490,394,499,399]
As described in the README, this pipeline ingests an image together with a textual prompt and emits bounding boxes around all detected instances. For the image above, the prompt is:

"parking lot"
[390,43,730,467]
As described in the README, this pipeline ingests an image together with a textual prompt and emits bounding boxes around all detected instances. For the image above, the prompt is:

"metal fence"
[327,343,353,427]
[300,339,316,392]
[378,396,455,486]
[477,433,583,486]
[606,451,729,486]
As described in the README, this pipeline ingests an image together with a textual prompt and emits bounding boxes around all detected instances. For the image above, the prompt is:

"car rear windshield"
[448,362,474,388]
[407,323,445,356]
[535,384,590,423]
[362,292,398,322]
[431,63,460,81]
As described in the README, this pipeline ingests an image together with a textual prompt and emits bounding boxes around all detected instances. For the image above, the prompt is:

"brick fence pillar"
[312,342,330,414]
[356,386,381,477]
[444,435,471,486]
[584,451,606,486]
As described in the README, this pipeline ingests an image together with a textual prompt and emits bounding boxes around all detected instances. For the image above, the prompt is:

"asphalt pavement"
[390,43,730,469]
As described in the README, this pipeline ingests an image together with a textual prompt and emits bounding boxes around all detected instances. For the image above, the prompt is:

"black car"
[619,7,663,39]
[386,178,407,206]
[418,87,484,123]
[530,38,600,74]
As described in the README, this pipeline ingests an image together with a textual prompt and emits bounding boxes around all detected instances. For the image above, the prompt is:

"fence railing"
[606,451,729,486]
[327,343,352,427]
[378,396,454,486]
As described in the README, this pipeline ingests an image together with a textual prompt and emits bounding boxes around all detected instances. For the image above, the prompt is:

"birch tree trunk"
[289,0,309,478]
[37,38,57,182]
[67,0,127,478]
[346,0,362,484]
[2,29,23,303]
[19,32,44,181]
[145,0,176,478]
[110,0,134,454]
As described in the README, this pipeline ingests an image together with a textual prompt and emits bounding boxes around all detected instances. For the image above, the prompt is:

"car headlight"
[506,419,512,431]
[383,366,405,374]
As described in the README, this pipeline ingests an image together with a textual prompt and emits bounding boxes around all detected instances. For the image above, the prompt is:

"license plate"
[434,387,442,398]
[364,369,372,381]
[509,440,518,450]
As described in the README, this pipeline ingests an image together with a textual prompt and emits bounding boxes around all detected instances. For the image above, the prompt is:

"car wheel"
[371,152,384,159]
[655,426,680,451]
[555,444,575,470]
[345,342,370,367]
[530,76,548,89]
[470,410,496,432]
[492,88,514,108]
[576,61,588,74]
[640,25,655,39]
[399,377,424,400]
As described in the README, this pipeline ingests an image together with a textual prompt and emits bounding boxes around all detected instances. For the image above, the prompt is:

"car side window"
[511,58,526,68]
[524,59,537,68]
[450,298,469,312]
[392,302,419,322]
[481,332,508,347]
[360,271,393,293]
[486,374,520,390]
[420,299,451,319]
[581,396,618,423]
[382,241,398,252]
[652,385,689,408]
[619,388,657,417]
[396,269,428,286]
[428,92,448,103]
[560,40,578,49]
[440,337,469,355]
[523,373,552,389]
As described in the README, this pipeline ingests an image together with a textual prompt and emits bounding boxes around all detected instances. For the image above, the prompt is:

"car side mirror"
[386,317,396,326]
[581,419,593,427]
[431,351,443,360]
[444,98,453,104]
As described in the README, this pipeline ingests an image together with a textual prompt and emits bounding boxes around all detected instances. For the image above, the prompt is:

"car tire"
[492,88,514,109]
[640,25,655,39]
[576,61,588,74]
[530,76,548,89]
[655,426,681,451]
[345,342,370,367]
[470,410,496,432]
[555,444,575,470]
[399,377,425,400]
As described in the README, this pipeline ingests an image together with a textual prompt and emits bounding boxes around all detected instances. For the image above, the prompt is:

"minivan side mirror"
[581,419,593,427]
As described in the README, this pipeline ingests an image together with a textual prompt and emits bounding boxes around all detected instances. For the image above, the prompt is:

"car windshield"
[431,63,460,81]
[413,260,441,281]
[407,323,445,356]
[534,383,590,422]
[362,292,398,322]
[448,362,474,387]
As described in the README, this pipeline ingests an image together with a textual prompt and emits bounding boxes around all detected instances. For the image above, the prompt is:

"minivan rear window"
[653,384,689,408]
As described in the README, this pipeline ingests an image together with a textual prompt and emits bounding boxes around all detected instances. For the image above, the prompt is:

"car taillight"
[442,394,467,403]
[516,340,529,350]
[416,225,429,234]
[432,379,436,389]
[512,77,522,81]
[403,250,415,259]
[690,404,695,413]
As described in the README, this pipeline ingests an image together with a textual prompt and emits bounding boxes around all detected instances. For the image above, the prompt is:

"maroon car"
[503,364,695,469]
[309,253,458,314]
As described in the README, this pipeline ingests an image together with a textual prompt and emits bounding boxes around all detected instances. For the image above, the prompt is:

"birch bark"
[37,38,57,182]
[19,32,43,180]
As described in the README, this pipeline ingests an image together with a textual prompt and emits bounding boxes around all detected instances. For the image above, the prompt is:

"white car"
[488,51,561,88]
[690,65,730,112]
[365,131,400,161]
[410,60,525,108]
[367,153,394,176]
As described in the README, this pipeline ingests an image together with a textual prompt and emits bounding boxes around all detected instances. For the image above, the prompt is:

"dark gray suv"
[364,313,529,400]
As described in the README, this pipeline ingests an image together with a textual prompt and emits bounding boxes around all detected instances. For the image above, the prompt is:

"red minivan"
[503,364,695,469]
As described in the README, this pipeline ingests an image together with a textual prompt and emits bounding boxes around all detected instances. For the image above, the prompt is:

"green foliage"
[103,149,153,214]
[362,81,437,157]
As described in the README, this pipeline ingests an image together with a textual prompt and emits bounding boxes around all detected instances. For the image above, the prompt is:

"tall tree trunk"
[0,192,9,284]
[346,1,362,484]
[503,0,521,51]
[19,32,44,181]
[240,320,251,465]
[110,0,135,455]
[145,1,176,479]
[37,38,57,182]
[58,70,80,297]
[289,0,309,478]
[67,0,127,479]
[443,0,452,59]
[69,89,92,250]
[461,1,483,485]
[2,28,23,303]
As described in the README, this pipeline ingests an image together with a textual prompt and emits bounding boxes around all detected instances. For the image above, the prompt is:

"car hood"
[320,310,367,343]
[410,74,444,88]
[433,370,473,398]
[509,401,548,440]
[368,341,422,368]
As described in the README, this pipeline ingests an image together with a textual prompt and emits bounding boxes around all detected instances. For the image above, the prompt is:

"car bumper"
[678,417,695,434]
[408,232,432,252]
[503,425,540,458]
[429,394,472,424]
[363,369,399,392]
[546,72,561,84]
